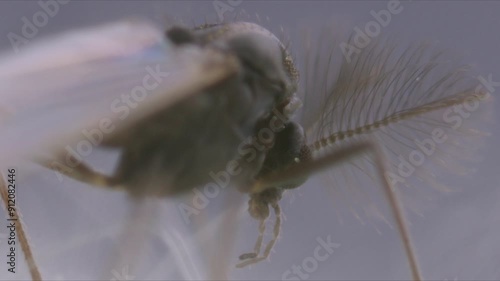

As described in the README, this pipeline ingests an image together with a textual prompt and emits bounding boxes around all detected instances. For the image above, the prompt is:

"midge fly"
[0,18,490,281]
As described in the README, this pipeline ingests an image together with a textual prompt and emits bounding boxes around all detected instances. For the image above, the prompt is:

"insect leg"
[236,203,282,268]
[237,219,266,262]
[0,172,42,281]
[252,219,266,258]
[252,141,422,281]
[37,158,121,189]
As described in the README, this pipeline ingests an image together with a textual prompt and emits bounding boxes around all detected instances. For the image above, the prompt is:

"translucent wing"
[0,19,238,163]
[0,19,240,280]
[298,25,492,224]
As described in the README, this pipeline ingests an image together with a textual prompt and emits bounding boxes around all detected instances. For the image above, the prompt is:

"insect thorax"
[107,22,307,197]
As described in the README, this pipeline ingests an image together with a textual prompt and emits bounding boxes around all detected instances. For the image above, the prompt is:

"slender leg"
[238,219,265,262]
[252,219,267,257]
[236,203,282,268]
[0,158,122,281]
[0,172,42,281]
[37,158,120,189]
[251,141,422,281]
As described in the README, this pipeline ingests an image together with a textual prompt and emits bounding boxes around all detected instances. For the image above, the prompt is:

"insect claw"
[238,252,258,260]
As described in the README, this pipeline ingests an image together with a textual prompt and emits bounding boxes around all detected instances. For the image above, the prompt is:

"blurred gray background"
[0,1,499,280]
